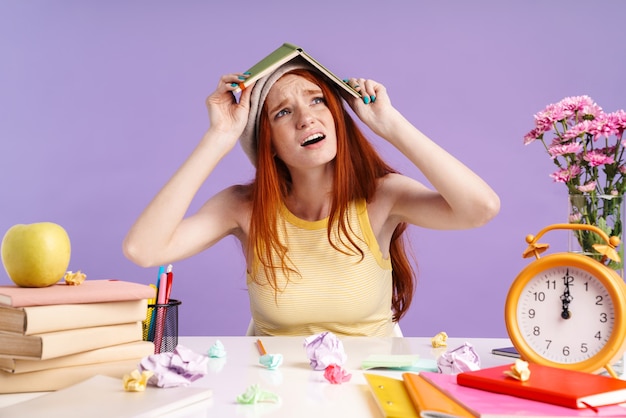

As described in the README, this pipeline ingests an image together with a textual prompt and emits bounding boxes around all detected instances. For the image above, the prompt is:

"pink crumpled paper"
[303,332,347,371]
[437,342,481,374]
[139,345,208,388]
[323,364,352,384]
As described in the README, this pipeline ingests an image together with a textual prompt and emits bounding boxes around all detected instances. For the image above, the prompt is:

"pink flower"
[614,110,626,130]
[532,96,601,135]
[550,165,581,183]
[323,364,352,384]
[526,96,626,198]
[577,181,596,193]
[557,95,602,120]
[562,120,592,141]
[569,212,582,222]
[548,141,582,158]
[589,114,620,139]
[583,150,614,167]
[523,127,544,145]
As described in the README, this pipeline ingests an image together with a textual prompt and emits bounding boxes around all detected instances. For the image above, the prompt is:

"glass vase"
[568,193,624,277]
[568,192,625,378]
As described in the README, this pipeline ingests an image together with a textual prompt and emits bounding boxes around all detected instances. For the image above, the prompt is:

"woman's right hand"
[204,73,254,140]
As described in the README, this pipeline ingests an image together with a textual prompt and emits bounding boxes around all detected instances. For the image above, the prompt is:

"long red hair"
[247,68,416,322]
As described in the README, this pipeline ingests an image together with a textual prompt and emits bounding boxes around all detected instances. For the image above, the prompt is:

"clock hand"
[560,269,573,320]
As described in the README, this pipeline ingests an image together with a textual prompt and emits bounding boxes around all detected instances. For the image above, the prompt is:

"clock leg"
[605,364,619,379]
[615,353,626,379]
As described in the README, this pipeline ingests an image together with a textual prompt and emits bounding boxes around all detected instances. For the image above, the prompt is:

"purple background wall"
[1,1,625,338]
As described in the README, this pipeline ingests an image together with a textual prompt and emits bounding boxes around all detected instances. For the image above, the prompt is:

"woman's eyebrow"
[268,98,289,115]
[267,88,323,115]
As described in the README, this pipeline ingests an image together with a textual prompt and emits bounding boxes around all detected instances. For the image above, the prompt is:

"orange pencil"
[256,339,267,356]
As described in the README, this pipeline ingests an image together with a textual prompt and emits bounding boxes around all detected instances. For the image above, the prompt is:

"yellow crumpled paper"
[64,270,87,285]
[431,331,448,348]
[504,359,530,381]
[123,369,154,392]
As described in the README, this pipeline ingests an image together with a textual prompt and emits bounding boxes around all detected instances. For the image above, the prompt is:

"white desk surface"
[0,336,513,417]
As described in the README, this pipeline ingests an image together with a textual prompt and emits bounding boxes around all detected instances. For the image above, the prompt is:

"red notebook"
[421,372,626,417]
[457,363,626,410]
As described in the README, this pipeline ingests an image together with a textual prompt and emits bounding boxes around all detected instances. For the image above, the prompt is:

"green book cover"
[234,42,360,99]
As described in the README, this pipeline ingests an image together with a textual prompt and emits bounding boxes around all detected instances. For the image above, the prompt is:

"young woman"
[123,60,500,337]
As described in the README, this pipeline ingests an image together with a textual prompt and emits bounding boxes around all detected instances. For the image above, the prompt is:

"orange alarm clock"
[505,224,626,377]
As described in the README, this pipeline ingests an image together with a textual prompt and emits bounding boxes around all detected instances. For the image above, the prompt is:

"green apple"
[1,222,71,287]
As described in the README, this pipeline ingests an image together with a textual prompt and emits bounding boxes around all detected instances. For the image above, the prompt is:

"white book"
[0,374,213,417]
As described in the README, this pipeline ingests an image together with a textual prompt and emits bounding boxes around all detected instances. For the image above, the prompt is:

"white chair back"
[245,320,403,337]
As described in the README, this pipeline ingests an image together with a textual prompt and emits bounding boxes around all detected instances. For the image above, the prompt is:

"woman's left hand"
[343,78,400,138]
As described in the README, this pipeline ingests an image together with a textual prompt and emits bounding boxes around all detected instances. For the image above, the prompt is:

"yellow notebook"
[364,373,476,418]
[364,373,419,418]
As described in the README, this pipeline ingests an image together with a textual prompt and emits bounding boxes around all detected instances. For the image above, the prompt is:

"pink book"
[419,372,626,417]
[0,279,156,307]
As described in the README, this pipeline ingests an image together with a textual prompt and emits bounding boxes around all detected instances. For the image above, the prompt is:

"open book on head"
[232,42,361,99]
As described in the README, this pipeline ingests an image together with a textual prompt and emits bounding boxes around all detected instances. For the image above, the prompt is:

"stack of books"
[0,279,156,393]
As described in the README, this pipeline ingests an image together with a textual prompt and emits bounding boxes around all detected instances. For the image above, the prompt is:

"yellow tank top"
[247,199,394,337]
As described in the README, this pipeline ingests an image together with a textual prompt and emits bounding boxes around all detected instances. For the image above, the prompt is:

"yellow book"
[0,299,149,335]
[364,373,419,418]
[0,340,154,374]
[0,322,143,360]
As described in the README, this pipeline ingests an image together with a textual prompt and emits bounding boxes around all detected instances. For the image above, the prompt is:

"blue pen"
[148,265,165,341]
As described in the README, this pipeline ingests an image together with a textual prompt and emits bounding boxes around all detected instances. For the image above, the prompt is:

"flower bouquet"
[524,96,626,271]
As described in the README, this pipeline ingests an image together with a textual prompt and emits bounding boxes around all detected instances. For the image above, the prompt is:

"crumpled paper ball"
[431,331,448,348]
[64,270,87,285]
[323,364,352,384]
[236,384,280,404]
[260,353,283,370]
[437,342,480,374]
[139,345,208,388]
[303,332,347,371]
[208,340,227,358]
[122,369,153,392]
[504,359,531,381]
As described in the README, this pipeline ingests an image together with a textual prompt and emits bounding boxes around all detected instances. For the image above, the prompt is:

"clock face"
[515,265,615,365]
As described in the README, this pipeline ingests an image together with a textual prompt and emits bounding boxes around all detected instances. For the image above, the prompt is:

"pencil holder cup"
[143,299,181,354]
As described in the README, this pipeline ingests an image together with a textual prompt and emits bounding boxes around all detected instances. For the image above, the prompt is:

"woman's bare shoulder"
[229,183,253,201]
